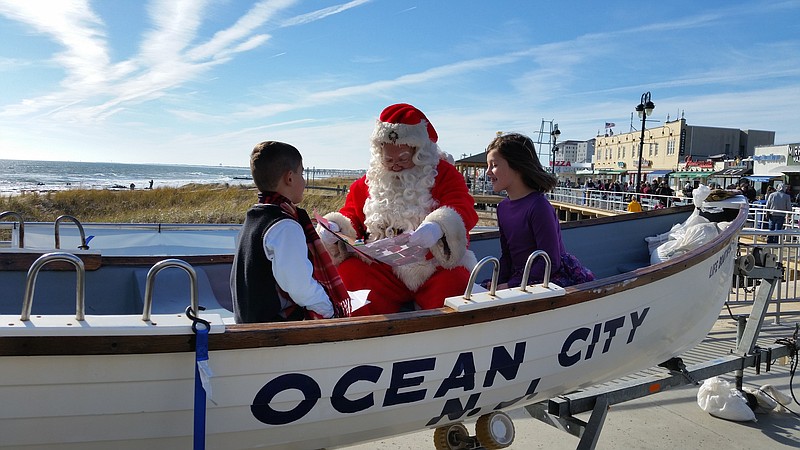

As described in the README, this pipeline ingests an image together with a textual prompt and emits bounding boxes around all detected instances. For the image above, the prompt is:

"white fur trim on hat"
[371,119,432,150]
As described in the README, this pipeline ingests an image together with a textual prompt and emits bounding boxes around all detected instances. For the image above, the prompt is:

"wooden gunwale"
[0,252,232,271]
[0,205,744,358]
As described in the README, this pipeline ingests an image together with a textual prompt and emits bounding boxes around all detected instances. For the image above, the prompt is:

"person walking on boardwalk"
[766,182,793,243]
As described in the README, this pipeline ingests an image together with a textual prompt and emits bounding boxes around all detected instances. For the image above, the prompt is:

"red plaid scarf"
[258,192,351,318]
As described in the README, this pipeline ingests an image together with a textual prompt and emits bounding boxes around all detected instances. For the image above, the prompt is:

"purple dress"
[497,191,593,287]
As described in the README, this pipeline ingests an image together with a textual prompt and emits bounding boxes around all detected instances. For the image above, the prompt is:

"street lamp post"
[635,92,655,193]
[550,124,561,174]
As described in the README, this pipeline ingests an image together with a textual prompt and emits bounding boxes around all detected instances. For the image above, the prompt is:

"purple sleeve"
[526,204,563,283]
[498,227,512,284]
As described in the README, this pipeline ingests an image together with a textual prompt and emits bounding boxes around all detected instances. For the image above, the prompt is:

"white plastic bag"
[693,184,712,208]
[742,384,794,413]
[650,221,719,264]
[696,377,756,422]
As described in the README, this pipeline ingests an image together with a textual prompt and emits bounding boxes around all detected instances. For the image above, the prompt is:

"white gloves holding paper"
[319,221,340,245]
[320,220,442,248]
[408,222,443,248]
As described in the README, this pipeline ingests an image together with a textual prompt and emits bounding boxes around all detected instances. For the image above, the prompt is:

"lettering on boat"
[250,342,539,426]
[557,307,649,367]
[708,241,735,279]
[249,308,651,426]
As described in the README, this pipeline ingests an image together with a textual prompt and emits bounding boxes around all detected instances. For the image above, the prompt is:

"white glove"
[408,222,443,248]
[318,221,340,245]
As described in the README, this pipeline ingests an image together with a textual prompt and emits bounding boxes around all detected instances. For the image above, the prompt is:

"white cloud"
[1,0,798,170]
[0,0,299,122]
[281,0,371,27]
[186,0,295,61]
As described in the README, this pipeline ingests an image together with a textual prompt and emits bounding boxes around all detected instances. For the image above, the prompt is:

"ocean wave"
[0,159,253,195]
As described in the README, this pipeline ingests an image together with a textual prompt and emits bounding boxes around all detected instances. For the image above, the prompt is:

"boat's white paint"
[0,237,737,449]
[0,206,744,449]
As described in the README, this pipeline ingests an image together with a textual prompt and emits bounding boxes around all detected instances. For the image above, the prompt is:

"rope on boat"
[187,306,212,450]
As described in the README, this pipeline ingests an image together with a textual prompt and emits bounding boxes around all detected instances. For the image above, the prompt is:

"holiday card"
[314,212,430,267]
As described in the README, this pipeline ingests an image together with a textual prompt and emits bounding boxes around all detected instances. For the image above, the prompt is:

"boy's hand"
[318,221,340,245]
[408,222,443,248]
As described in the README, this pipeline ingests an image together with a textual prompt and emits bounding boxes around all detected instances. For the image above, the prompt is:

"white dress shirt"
[263,219,334,318]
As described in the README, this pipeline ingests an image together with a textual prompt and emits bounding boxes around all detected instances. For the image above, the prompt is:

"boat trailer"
[522,247,799,450]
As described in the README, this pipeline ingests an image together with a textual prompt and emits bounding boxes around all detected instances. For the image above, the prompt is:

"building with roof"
[748,143,800,198]
[576,139,595,164]
[593,118,774,190]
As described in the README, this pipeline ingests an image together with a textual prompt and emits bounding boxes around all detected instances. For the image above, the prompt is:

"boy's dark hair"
[250,141,302,192]
[487,133,557,192]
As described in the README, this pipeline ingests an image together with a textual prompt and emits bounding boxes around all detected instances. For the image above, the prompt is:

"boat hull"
[0,206,744,449]
[1,229,738,449]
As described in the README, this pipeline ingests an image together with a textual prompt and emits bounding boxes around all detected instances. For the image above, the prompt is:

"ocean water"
[0,159,254,195]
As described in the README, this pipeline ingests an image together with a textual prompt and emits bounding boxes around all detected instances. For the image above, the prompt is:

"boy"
[231,141,347,323]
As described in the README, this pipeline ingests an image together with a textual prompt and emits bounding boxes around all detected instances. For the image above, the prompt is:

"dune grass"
[1,177,497,227]
[0,178,354,224]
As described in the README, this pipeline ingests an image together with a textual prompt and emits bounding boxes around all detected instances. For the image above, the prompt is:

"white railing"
[549,187,691,212]
[745,203,800,232]
[735,228,800,324]
[547,189,800,323]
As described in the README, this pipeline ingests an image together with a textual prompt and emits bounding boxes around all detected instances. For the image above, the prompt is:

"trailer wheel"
[433,423,470,450]
[475,411,515,449]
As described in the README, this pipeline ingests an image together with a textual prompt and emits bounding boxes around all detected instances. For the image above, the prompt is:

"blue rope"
[187,306,211,450]
[193,325,209,450]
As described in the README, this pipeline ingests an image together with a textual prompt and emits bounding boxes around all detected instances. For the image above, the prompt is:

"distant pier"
[307,168,366,179]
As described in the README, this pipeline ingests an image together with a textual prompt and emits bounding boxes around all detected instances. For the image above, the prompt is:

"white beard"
[363,163,438,240]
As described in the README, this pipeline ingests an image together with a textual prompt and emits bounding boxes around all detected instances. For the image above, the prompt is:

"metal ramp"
[525,248,800,450]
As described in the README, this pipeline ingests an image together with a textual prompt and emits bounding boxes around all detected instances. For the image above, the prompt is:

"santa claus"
[319,103,478,315]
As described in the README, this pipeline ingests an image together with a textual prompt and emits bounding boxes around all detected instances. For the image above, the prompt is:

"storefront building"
[593,118,774,192]
[751,143,800,198]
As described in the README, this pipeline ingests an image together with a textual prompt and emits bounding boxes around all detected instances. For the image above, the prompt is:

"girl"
[485,133,594,288]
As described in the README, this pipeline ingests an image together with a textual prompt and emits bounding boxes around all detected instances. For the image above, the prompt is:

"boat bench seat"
[131,266,232,317]
[444,283,566,311]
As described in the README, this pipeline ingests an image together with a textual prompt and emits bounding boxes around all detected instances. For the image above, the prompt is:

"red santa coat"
[342,160,477,240]
[324,160,478,312]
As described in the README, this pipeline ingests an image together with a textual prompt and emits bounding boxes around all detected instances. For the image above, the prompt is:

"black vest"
[231,205,304,323]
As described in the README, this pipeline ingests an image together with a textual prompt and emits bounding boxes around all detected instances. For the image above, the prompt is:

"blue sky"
[1,0,798,170]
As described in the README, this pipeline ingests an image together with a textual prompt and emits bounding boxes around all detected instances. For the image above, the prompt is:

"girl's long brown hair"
[486,133,557,192]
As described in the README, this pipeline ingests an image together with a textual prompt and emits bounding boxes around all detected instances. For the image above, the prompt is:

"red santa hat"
[371,103,438,149]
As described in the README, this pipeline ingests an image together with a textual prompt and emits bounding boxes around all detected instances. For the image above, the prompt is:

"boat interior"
[0,207,698,318]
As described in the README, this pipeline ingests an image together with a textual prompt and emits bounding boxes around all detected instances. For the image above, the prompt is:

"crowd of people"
[560,178,675,197]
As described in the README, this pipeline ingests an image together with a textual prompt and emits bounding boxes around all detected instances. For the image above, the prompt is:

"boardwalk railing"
[733,228,800,324]
[549,187,691,212]
[547,187,800,322]
[305,184,349,195]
